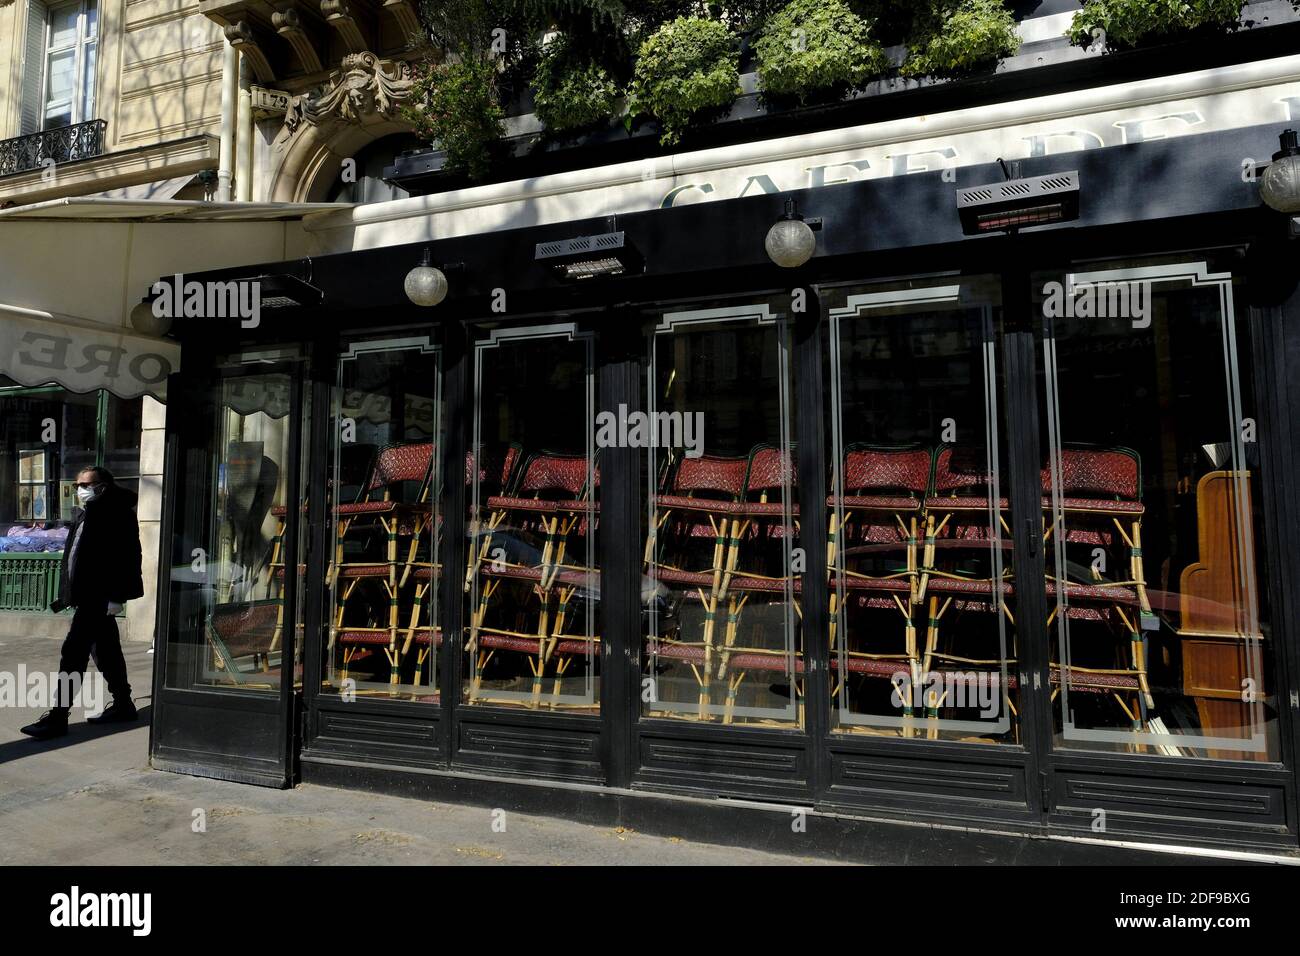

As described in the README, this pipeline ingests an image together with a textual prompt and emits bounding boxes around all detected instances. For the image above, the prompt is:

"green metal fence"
[0,553,62,612]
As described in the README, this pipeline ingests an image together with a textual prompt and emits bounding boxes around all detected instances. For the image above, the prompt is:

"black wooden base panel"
[298,755,1295,865]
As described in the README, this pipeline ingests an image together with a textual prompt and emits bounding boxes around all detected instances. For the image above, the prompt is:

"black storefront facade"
[142,106,1300,862]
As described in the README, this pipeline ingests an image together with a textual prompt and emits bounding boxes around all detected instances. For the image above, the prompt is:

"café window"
[641,300,802,727]
[463,323,600,712]
[1035,259,1280,762]
[321,335,442,702]
[165,354,301,692]
[822,277,1017,744]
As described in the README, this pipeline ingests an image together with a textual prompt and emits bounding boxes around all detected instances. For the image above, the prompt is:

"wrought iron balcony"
[0,119,107,178]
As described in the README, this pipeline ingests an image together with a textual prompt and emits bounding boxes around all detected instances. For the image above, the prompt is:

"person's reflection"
[223,449,281,600]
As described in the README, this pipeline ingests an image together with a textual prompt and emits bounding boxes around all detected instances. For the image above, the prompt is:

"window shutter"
[20,0,48,135]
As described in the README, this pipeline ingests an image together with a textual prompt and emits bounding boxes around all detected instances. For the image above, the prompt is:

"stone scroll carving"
[274,52,412,150]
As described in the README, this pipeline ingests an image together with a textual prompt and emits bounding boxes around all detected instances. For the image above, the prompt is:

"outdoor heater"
[956,168,1080,234]
[130,271,323,333]
[535,230,642,280]
[249,273,325,309]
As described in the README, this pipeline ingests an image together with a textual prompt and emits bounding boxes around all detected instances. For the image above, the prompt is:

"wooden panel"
[316,706,438,749]
[635,733,810,799]
[455,719,603,780]
[1176,470,1267,761]
[1053,770,1287,832]
[828,749,1028,808]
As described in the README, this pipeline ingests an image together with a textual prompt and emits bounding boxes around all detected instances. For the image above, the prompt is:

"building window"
[21,0,97,134]
[42,0,97,129]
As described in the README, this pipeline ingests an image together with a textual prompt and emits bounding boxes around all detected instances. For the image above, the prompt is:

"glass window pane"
[81,40,96,119]
[0,386,96,530]
[463,324,599,712]
[85,1,98,38]
[45,48,75,110]
[640,300,802,727]
[166,364,296,693]
[823,277,1017,743]
[103,395,142,480]
[1035,259,1280,761]
[322,336,441,702]
[48,5,79,48]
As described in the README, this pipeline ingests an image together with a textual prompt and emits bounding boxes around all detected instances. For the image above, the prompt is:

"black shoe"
[87,700,138,724]
[20,710,69,740]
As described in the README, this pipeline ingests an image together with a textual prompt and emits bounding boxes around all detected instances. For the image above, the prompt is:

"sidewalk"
[0,633,835,866]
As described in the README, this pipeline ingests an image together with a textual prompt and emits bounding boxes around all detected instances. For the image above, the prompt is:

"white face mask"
[76,484,102,505]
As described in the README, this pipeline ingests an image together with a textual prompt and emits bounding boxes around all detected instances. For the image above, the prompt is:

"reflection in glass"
[642,304,802,726]
[1038,261,1279,760]
[463,325,599,711]
[825,279,1017,743]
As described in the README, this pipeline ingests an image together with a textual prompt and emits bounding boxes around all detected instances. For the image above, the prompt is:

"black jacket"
[54,484,144,610]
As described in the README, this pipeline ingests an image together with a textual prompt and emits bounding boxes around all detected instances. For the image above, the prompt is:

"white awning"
[77,175,198,203]
[0,197,345,222]
[0,303,179,401]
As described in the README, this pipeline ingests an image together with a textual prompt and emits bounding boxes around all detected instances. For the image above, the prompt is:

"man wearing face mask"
[20,466,144,740]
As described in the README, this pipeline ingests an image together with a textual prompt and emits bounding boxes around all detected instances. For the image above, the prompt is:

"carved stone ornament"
[275,52,412,149]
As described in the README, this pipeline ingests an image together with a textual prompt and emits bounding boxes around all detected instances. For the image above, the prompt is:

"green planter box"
[0,552,63,613]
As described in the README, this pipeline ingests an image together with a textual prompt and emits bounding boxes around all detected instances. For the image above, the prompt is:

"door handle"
[1026,517,1038,558]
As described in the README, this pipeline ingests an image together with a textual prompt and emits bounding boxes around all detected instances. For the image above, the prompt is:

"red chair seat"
[829,494,923,511]
[485,496,591,514]
[1046,496,1144,515]
[727,575,802,594]
[478,633,543,654]
[926,577,1138,605]
[1047,580,1138,605]
[481,565,597,587]
[927,577,1008,596]
[830,656,914,678]
[923,495,1010,511]
[553,638,598,656]
[740,501,800,517]
[337,629,398,646]
[644,640,705,663]
[336,564,395,579]
[1052,665,1139,693]
[335,500,405,516]
[653,495,745,515]
[728,651,804,674]
[830,575,911,593]
[654,568,715,588]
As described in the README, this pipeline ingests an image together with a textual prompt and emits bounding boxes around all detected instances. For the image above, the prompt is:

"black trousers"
[54,604,132,710]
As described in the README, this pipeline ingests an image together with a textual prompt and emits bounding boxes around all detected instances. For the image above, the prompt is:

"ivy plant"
[628,16,742,145]
[1066,0,1246,49]
[755,0,889,103]
[901,0,1021,78]
[532,35,622,132]
[402,58,506,181]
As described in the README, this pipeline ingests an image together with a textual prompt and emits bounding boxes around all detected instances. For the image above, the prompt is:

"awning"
[0,197,344,223]
[0,303,179,401]
[76,175,197,202]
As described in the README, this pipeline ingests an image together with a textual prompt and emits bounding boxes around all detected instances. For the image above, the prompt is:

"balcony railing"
[0,119,107,178]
